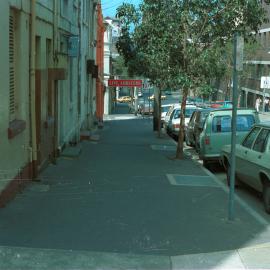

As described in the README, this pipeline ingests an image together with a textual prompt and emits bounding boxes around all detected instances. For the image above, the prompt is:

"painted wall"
[0,0,99,197]
[0,0,31,181]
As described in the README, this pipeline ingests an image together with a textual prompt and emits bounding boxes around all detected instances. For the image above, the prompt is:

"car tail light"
[173,124,180,129]
[205,136,210,145]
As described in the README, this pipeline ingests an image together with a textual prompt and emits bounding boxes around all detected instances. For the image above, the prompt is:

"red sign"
[108,79,142,87]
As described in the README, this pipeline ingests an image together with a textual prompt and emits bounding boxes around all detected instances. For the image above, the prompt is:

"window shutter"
[9,10,16,120]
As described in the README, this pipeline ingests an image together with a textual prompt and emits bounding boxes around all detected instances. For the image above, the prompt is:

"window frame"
[252,128,270,153]
[242,127,261,149]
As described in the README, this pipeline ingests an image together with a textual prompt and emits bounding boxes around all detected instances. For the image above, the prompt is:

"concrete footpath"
[0,105,270,269]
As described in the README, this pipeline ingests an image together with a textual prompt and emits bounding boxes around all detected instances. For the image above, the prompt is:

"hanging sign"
[108,79,142,87]
[260,76,270,89]
[68,36,79,57]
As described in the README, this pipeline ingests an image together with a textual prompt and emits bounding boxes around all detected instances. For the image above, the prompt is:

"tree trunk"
[175,88,188,159]
[157,89,162,137]
[153,87,159,131]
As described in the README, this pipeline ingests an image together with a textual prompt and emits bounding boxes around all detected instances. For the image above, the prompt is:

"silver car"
[221,122,270,214]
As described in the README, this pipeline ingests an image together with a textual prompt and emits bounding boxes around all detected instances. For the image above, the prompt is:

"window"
[253,128,270,152]
[236,115,255,131]
[173,109,181,119]
[69,58,73,103]
[61,0,69,17]
[189,111,196,123]
[185,108,196,118]
[9,9,17,121]
[212,115,255,133]
[200,111,210,124]
[257,64,264,79]
[242,127,261,149]
[162,106,170,113]
[212,116,231,132]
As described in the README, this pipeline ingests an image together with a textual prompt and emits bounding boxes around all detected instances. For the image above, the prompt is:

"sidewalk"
[0,104,270,269]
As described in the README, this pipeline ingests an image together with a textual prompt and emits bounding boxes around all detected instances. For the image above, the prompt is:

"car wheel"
[185,134,192,146]
[203,160,210,169]
[195,140,200,153]
[263,183,270,214]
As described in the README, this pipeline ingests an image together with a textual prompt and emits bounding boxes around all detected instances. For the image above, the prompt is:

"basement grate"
[151,145,176,151]
[167,174,221,188]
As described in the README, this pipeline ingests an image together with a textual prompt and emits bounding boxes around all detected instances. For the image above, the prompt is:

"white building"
[103,17,120,114]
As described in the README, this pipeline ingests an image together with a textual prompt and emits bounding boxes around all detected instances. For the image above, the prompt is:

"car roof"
[161,103,175,107]
[208,108,257,114]
[174,105,197,110]
[255,121,270,128]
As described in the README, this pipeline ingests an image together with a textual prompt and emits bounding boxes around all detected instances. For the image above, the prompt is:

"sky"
[101,0,142,18]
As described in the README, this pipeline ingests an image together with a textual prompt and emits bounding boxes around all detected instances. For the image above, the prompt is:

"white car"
[167,105,197,139]
[163,104,181,130]
[161,104,175,125]
[221,122,270,214]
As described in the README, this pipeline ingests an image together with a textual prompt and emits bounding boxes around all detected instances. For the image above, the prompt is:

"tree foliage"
[116,0,268,158]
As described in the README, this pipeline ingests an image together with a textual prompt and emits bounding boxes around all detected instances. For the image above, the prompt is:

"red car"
[210,100,233,108]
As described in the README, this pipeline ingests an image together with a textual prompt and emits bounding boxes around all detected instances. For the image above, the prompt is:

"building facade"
[0,0,102,206]
[213,2,270,109]
[240,2,270,109]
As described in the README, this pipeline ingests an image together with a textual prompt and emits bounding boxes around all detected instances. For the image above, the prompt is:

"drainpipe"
[53,0,59,159]
[30,0,37,178]
[77,0,82,142]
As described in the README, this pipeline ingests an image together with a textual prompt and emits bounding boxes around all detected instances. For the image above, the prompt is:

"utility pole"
[229,32,243,221]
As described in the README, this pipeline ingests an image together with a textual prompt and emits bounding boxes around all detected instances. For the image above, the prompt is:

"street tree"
[116,0,268,159]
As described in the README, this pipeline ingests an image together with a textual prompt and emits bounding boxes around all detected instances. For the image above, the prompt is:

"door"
[186,111,196,145]
[236,127,261,185]
[208,114,232,157]
[248,128,270,190]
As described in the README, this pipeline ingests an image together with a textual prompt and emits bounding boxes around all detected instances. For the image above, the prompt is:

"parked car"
[163,103,181,130]
[166,105,197,139]
[199,108,259,167]
[210,100,233,109]
[185,108,213,149]
[117,96,132,103]
[221,122,270,214]
[161,104,175,126]
[165,90,172,95]
[148,94,166,100]
[138,102,154,115]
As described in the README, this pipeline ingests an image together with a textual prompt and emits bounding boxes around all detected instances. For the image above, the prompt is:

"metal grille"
[9,11,15,119]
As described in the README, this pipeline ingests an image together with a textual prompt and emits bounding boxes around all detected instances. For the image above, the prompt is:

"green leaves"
[116,0,267,93]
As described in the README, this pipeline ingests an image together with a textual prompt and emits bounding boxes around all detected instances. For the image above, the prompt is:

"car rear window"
[162,106,170,113]
[185,108,196,118]
[173,108,196,119]
[212,115,255,133]
[200,111,210,124]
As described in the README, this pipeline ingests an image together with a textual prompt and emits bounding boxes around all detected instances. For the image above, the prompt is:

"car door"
[195,111,209,145]
[236,127,261,185]
[186,111,196,144]
[248,128,270,191]
[209,114,232,156]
